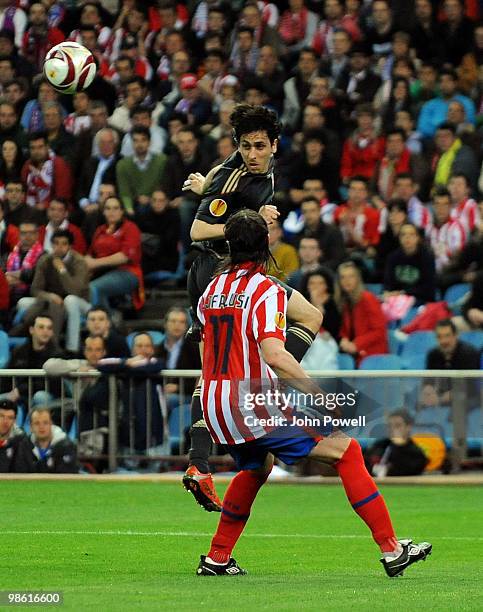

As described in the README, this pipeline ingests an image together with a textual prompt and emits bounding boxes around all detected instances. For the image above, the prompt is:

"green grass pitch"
[1,481,482,611]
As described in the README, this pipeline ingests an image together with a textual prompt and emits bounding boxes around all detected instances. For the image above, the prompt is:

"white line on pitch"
[2,530,481,541]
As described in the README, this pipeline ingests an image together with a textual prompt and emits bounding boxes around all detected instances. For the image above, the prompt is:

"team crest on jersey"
[274,312,286,329]
[209,198,227,217]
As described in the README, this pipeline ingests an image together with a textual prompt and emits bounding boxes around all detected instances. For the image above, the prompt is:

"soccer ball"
[43,42,96,94]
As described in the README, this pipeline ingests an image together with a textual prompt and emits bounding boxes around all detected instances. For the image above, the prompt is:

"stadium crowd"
[0,0,482,472]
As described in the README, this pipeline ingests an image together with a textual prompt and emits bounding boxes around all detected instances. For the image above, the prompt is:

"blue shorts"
[226,426,319,471]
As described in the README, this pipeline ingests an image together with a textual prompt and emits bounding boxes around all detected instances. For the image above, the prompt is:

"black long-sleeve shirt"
[384,246,436,304]
[365,438,428,476]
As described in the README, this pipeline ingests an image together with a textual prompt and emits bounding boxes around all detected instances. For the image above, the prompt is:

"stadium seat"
[459,330,483,351]
[0,330,9,368]
[337,353,355,370]
[444,283,470,307]
[401,331,437,369]
[127,330,165,350]
[359,354,403,370]
[365,283,383,296]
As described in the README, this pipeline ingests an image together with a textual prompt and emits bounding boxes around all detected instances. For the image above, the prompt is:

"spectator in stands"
[421,319,480,408]
[20,78,63,134]
[0,138,25,194]
[15,230,90,352]
[0,101,27,150]
[161,125,211,251]
[21,2,64,73]
[281,47,319,131]
[86,196,144,314]
[410,0,440,64]
[334,177,380,258]
[417,69,476,139]
[81,182,117,246]
[286,129,340,203]
[4,220,43,307]
[300,267,341,342]
[120,106,168,157]
[21,131,73,212]
[2,181,43,227]
[5,315,62,407]
[77,128,120,215]
[134,189,180,282]
[0,7,27,50]
[365,409,428,477]
[64,91,91,136]
[372,128,428,202]
[319,27,352,86]
[340,104,385,186]
[384,222,436,305]
[0,201,18,259]
[109,76,152,133]
[24,407,77,473]
[312,0,360,57]
[74,101,111,166]
[278,0,318,58]
[266,219,299,283]
[43,101,76,166]
[438,201,483,292]
[334,43,381,116]
[428,188,466,272]
[0,399,31,473]
[158,306,201,400]
[374,199,408,281]
[438,0,474,67]
[293,197,346,271]
[431,123,478,193]
[254,45,285,112]
[447,174,480,239]
[391,173,431,231]
[362,0,396,59]
[39,200,86,255]
[97,332,165,456]
[85,306,129,358]
[287,236,322,290]
[394,110,423,156]
[336,261,388,366]
[116,126,167,216]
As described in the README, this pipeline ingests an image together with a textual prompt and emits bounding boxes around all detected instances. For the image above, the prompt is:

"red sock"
[207,468,270,564]
[335,439,398,553]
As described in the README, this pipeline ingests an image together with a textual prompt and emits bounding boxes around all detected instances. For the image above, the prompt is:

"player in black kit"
[182,105,322,511]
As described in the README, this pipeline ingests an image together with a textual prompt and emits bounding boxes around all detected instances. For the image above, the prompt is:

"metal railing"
[0,369,481,472]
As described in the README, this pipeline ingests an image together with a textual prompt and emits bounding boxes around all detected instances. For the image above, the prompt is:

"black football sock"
[188,386,211,473]
[285,323,316,363]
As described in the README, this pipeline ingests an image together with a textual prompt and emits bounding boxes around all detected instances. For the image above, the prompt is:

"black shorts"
[187,251,294,314]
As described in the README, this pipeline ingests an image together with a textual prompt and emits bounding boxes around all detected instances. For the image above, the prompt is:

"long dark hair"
[216,209,272,275]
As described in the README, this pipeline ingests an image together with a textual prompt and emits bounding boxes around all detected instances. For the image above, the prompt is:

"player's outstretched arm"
[182,164,224,195]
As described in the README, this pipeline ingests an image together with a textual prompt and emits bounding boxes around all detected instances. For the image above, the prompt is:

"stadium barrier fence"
[0,369,481,473]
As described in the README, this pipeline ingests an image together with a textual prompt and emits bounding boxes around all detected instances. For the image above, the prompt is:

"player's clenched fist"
[259,204,279,225]
[182,172,206,195]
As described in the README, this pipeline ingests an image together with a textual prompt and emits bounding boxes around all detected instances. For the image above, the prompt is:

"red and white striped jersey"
[451,198,480,239]
[198,264,288,445]
[427,218,466,271]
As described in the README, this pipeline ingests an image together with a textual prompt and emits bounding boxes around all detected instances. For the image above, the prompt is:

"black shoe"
[381,539,432,578]
[196,555,247,576]
[185,318,202,343]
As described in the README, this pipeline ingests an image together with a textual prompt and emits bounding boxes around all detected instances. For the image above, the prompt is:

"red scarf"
[6,241,43,291]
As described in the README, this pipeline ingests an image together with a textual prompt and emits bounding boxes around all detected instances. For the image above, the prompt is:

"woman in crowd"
[336,261,388,366]
[299,267,341,370]
[383,222,436,305]
[0,139,24,198]
[374,199,409,281]
[85,196,144,313]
